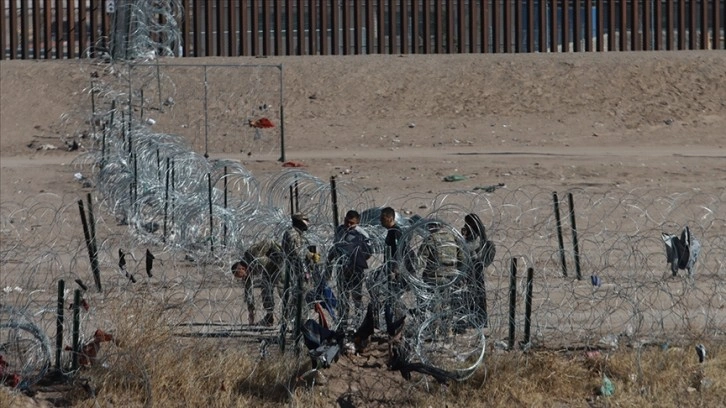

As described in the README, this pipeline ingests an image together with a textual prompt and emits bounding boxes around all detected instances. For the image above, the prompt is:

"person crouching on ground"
[232,239,285,326]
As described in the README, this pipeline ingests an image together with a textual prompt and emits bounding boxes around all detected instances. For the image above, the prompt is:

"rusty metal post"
[568,192,582,280]
[55,279,65,370]
[507,257,517,350]
[553,192,567,278]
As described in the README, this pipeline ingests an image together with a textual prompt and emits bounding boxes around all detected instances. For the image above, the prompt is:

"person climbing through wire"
[418,220,465,336]
[368,206,410,329]
[458,213,496,329]
[328,210,373,330]
[232,239,285,326]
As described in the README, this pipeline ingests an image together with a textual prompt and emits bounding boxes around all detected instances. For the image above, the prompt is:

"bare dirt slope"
[2,51,726,205]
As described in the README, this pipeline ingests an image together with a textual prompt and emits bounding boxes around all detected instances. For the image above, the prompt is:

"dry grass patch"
[2,308,724,408]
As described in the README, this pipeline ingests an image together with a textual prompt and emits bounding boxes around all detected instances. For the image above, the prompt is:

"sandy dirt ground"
[2,51,726,204]
[1,51,725,406]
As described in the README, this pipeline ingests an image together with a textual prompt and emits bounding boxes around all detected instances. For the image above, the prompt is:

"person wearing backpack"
[460,213,496,328]
[417,220,465,336]
[329,210,372,329]
[419,220,464,286]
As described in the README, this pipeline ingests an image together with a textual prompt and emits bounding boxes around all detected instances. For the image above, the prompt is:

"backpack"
[481,239,496,268]
[336,226,372,270]
[245,240,284,268]
[429,230,459,267]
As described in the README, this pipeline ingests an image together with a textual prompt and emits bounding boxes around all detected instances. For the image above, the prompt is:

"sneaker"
[315,371,328,385]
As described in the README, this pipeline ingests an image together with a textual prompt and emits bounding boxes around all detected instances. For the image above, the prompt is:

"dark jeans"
[454,263,488,330]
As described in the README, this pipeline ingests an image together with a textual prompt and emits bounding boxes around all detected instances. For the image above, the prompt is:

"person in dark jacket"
[369,206,406,328]
[460,213,496,327]
[329,210,372,328]
[379,207,404,288]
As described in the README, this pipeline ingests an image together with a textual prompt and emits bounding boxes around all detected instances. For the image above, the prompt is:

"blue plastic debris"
[600,374,615,397]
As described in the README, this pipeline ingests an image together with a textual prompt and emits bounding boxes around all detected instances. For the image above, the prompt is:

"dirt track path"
[3,144,725,202]
[2,144,725,167]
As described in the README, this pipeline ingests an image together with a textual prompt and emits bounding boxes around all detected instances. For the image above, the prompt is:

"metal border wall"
[1,1,725,60]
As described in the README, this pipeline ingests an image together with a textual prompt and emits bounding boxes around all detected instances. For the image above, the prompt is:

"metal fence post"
[553,192,567,278]
[71,289,81,371]
[568,192,582,280]
[523,267,534,347]
[508,257,518,350]
[55,280,65,370]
